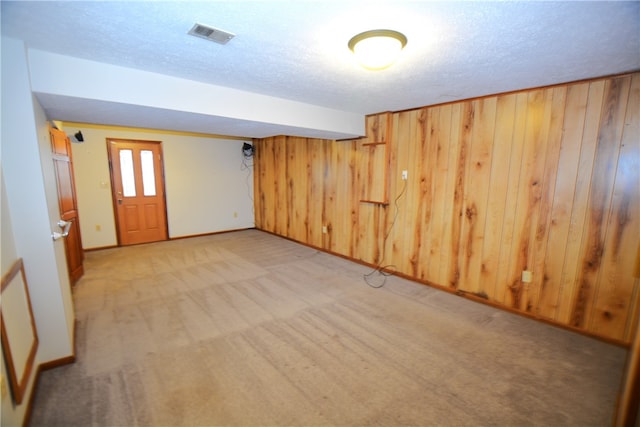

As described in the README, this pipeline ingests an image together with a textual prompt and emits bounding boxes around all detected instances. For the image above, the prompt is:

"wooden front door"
[107,139,168,246]
[50,127,84,284]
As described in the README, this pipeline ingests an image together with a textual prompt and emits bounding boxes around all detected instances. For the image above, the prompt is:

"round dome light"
[348,29,407,70]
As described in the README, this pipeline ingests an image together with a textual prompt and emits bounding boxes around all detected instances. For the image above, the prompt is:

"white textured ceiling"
[2,1,639,139]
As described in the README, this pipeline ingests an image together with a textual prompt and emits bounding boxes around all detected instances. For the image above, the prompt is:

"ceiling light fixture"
[348,29,407,70]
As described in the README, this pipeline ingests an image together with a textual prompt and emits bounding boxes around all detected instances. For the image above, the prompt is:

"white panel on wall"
[163,137,254,237]
[69,129,118,248]
[1,36,74,427]
[1,170,18,272]
[70,126,254,248]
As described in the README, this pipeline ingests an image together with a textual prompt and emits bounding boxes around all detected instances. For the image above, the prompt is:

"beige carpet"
[29,229,626,426]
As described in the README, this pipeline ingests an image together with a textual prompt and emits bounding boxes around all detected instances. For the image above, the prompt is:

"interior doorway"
[50,126,84,284]
[107,139,168,246]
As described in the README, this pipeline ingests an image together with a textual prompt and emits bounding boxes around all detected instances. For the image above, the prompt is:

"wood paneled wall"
[254,73,640,344]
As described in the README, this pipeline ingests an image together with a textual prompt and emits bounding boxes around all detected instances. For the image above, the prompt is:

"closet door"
[50,127,84,284]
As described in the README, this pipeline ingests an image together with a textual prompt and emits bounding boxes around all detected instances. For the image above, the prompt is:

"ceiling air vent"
[188,23,235,45]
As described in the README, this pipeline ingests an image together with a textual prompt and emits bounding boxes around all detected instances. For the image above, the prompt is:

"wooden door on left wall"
[50,127,84,284]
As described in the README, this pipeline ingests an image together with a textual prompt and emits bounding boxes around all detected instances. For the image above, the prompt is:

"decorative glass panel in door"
[141,150,157,196]
[119,149,136,197]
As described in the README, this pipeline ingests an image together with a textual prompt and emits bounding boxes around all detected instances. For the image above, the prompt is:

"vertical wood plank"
[357,114,391,263]
[297,137,312,243]
[384,112,401,271]
[459,97,497,295]
[428,104,452,283]
[505,89,550,310]
[495,92,528,305]
[556,81,605,324]
[260,137,277,233]
[256,137,267,231]
[307,138,324,248]
[572,76,631,329]
[409,108,429,277]
[589,74,638,340]
[417,107,440,282]
[374,110,392,266]
[332,140,349,254]
[285,137,295,240]
[529,87,567,313]
[323,140,337,251]
[358,204,382,264]
[359,144,387,202]
[520,88,555,313]
[392,110,415,274]
[286,136,295,240]
[538,83,589,320]
[482,93,516,300]
[448,101,474,289]
[252,138,263,230]
[438,103,462,286]
[366,113,389,143]
[274,136,287,236]
[348,141,360,259]
[360,113,391,204]
[627,282,640,342]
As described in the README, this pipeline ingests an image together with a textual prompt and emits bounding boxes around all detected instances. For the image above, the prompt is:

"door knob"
[52,219,72,240]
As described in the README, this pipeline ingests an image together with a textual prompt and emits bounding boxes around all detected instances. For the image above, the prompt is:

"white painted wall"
[0,169,33,427]
[69,126,255,248]
[163,135,255,237]
[1,36,74,427]
[1,170,18,272]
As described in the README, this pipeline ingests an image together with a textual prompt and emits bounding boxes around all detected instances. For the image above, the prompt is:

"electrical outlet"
[95,224,101,232]
[322,225,328,234]
[402,170,408,180]
[522,270,533,283]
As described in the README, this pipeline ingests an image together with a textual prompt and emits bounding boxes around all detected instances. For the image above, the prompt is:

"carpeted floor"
[29,229,627,426]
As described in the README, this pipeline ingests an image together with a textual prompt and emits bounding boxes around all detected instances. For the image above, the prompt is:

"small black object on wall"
[242,142,254,158]
[72,131,84,143]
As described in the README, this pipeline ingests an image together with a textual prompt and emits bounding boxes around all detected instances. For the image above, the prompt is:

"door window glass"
[119,149,136,197]
[141,150,157,196]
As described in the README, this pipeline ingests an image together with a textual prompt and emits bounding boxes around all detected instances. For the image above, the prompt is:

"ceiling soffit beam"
[26,49,364,139]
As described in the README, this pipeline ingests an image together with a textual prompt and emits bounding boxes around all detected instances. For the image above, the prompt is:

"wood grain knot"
[465,206,477,221]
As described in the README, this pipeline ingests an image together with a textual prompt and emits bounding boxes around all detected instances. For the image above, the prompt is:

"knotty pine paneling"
[253,72,640,344]
[359,113,391,204]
